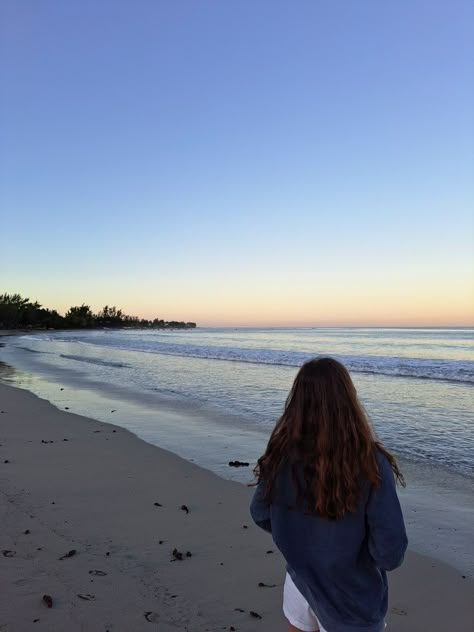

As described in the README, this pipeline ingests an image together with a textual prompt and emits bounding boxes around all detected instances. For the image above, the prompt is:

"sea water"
[1,327,473,574]
[1,327,472,476]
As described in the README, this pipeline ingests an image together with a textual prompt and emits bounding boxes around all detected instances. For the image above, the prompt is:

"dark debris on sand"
[59,549,77,560]
[250,611,262,619]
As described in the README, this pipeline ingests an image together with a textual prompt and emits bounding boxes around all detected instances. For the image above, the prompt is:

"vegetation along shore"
[0,294,196,330]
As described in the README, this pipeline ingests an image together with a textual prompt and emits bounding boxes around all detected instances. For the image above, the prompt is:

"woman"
[250,357,407,632]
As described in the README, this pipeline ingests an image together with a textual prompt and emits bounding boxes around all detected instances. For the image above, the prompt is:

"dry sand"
[0,382,473,631]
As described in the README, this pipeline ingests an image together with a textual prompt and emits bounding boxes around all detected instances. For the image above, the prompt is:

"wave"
[18,346,54,354]
[65,340,473,384]
[59,354,129,369]
[13,333,473,384]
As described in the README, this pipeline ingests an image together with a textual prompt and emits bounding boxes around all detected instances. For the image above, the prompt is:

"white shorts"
[283,573,327,632]
[283,573,387,632]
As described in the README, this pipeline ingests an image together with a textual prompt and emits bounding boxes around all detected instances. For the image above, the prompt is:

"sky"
[1,0,473,326]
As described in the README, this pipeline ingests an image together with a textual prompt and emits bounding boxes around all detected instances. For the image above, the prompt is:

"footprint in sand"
[77,593,95,601]
[390,607,407,616]
[14,578,29,586]
[144,611,160,623]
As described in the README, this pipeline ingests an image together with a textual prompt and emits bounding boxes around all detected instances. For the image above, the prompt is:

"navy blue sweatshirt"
[250,451,407,632]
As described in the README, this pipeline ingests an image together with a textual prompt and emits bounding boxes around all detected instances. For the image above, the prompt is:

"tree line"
[0,294,196,330]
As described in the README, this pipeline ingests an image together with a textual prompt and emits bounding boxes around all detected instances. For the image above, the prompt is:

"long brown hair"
[254,357,404,519]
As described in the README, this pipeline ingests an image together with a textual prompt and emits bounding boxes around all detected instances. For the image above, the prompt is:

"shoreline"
[1,381,473,631]
[1,333,473,577]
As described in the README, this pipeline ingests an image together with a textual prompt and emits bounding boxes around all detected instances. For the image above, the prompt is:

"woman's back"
[250,357,407,632]
[251,450,407,630]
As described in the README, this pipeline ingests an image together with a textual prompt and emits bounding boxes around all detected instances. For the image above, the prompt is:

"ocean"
[1,327,472,479]
[2,326,474,574]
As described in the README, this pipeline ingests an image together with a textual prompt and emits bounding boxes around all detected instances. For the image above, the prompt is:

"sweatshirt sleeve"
[250,480,272,533]
[366,453,408,571]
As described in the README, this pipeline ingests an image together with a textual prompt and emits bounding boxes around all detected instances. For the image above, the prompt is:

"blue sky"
[1,1,473,325]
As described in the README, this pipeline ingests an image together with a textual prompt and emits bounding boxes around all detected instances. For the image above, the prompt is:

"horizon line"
[194,324,474,329]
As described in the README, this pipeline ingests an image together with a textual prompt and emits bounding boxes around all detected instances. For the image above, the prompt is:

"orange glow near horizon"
[4,242,474,330]
[8,275,472,328]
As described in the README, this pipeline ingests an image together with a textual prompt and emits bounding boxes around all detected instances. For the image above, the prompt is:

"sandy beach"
[0,381,473,631]
[3,0,473,628]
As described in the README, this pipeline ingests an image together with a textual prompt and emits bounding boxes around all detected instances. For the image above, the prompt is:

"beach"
[1,381,473,632]
[3,1,472,628]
